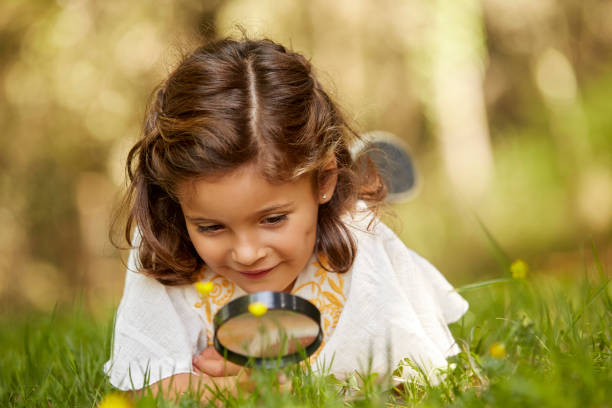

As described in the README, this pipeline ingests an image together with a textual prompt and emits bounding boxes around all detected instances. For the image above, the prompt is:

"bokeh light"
[0,0,610,315]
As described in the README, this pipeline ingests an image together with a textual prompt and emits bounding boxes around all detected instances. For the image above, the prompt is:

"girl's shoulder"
[342,201,399,252]
[343,202,469,324]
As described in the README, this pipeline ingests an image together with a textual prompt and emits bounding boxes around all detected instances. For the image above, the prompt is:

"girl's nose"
[231,235,266,266]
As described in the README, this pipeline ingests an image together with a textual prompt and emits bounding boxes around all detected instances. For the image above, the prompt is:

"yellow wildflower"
[98,392,132,408]
[248,301,268,317]
[510,259,528,279]
[195,281,214,297]
[489,342,507,358]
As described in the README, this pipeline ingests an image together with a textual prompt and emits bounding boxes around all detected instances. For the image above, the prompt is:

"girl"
[104,37,468,397]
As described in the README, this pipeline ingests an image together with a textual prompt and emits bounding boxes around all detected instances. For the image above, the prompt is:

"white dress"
[104,210,468,390]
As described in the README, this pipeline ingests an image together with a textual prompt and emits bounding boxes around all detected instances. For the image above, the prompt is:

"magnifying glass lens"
[213,291,323,367]
[217,310,319,358]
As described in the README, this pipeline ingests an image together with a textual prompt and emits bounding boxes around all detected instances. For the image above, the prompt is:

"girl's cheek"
[192,238,221,263]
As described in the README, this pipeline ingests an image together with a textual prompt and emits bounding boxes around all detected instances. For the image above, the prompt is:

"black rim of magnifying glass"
[213,291,323,368]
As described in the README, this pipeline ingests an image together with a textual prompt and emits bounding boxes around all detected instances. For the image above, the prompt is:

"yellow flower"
[489,342,507,358]
[510,259,528,279]
[195,281,214,297]
[98,392,132,408]
[248,301,268,317]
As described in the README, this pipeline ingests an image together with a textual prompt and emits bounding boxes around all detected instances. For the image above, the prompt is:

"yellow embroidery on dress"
[314,266,326,285]
[193,274,235,324]
[206,328,214,346]
[209,276,235,306]
[327,276,343,295]
[293,255,347,362]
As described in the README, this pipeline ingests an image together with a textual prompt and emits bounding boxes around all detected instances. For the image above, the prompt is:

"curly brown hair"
[117,37,386,285]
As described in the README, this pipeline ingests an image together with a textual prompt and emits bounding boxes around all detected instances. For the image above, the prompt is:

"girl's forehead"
[176,164,315,206]
[181,161,312,189]
[181,164,275,188]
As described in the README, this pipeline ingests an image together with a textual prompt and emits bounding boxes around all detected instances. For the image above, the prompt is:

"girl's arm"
[147,371,253,401]
[144,347,251,401]
[145,348,290,401]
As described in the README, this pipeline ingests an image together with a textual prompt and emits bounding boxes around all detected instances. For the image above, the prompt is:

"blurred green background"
[0,0,611,316]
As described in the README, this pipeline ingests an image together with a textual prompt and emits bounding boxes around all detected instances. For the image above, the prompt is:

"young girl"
[104,37,468,397]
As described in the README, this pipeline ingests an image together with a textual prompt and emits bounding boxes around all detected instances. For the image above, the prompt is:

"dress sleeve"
[103,234,205,390]
[377,221,469,355]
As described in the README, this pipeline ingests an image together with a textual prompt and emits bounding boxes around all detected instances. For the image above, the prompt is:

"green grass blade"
[474,215,512,269]
[454,278,514,293]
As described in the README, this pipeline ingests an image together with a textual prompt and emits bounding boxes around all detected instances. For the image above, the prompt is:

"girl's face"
[178,164,331,293]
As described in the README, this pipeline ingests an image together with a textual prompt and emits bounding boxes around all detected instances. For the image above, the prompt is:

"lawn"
[1,249,610,407]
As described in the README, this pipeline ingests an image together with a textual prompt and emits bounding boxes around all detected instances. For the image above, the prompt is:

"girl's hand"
[149,371,255,402]
[193,346,244,377]
[192,347,291,394]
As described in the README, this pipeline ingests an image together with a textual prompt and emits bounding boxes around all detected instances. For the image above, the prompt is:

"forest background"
[0,0,611,317]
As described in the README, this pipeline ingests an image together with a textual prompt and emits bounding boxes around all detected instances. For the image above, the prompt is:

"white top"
[104,209,468,390]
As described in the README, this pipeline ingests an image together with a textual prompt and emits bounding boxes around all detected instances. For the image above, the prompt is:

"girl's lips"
[239,267,274,280]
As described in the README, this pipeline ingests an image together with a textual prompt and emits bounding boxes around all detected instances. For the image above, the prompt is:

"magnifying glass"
[213,291,323,368]
[354,130,419,202]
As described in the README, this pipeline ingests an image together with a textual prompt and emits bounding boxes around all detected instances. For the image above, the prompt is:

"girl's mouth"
[239,267,274,280]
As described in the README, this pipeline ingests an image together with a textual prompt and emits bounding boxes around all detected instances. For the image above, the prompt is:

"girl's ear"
[318,158,338,204]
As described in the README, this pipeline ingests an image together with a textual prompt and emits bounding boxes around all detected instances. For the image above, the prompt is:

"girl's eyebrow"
[255,201,294,216]
[185,202,295,223]
[185,215,217,223]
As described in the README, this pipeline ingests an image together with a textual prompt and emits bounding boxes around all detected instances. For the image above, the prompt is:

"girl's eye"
[197,224,223,233]
[263,214,287,225]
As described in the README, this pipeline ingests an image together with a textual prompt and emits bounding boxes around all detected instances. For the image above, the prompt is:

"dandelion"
[510,259,528,279]
[195,281,214,297]
[248,301,268,317]
[489,342,507,358]
[194,281,215,321]
[98,392,132,408]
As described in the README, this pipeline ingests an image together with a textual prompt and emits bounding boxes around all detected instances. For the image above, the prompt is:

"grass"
[1,249,610,407]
